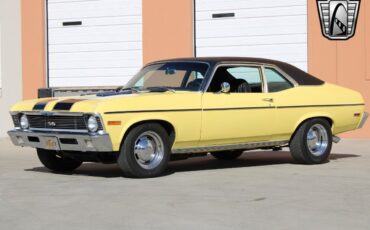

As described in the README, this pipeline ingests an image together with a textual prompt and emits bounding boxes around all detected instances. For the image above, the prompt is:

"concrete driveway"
[0,138,369,230]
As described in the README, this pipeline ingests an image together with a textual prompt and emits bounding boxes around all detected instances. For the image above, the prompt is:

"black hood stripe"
[53,99,86,111]
[33,99,57,111]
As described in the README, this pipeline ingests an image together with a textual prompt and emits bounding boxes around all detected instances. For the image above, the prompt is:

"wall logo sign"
[317,0,360,40]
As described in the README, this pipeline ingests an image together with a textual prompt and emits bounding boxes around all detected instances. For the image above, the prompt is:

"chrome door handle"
[263,98,274,103]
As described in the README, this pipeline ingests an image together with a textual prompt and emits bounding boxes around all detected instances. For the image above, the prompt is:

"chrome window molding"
[172,140,289,154]
[127,60,212,92]
[203,62,266,93]
[260,66,269,93]
[203,62,299,94]
[262,64,299,88]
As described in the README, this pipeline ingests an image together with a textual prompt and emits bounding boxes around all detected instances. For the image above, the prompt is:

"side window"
[265,68,293,92]
[185,71,204,91]
[208,66,263,93]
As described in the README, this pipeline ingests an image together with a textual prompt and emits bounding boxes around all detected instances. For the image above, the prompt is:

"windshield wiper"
[116,86,141,93]
[145,87,176,93]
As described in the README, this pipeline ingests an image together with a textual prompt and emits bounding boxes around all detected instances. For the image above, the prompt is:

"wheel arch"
[120,119,176,150]
[290,115,334,143]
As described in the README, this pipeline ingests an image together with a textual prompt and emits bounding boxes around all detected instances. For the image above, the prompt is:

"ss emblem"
[47,121,56,127]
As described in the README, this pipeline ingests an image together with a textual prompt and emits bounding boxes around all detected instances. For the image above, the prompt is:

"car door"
[262,66,299,141]
[200,64,276,146]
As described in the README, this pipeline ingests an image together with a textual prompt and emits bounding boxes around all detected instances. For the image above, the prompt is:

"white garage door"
[195,0,308,71]
[47,0,142,87]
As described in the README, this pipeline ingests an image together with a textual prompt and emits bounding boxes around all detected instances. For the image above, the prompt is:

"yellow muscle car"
[8,57,368,178]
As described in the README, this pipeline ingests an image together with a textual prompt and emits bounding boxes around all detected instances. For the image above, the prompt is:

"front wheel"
[290,118,332,164]
[37,149,82,172]
[117,123,171,178]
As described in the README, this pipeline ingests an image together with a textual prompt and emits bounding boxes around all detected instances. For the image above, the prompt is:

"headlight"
[20,114,29,129]
[87,116,98,132]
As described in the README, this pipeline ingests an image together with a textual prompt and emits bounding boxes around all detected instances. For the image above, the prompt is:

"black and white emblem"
[317,0,360,40]
[47,121,56,127]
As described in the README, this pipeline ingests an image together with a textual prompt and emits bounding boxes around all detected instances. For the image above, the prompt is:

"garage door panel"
[195,0,308,71]
[198,47,307,70]
[49,50,142,69]
[196,16,307,38]
[49,25,141,45]
[48,0,141,20]
[49,76,133,87]
[197,34,307,48]
[197,45,307,61]
[197,44,307,60]
[48,15,141,28]
[196,5,306,21]
[48,0,98,2]
[50,67,139,79]
[49,41,142,53]
[48,0,142,87]
[196,0,306,11]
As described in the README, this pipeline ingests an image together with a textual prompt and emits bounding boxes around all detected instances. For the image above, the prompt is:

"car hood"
[10,91,202,114]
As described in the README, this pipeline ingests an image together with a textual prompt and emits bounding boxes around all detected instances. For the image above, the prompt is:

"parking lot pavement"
[0,138,370,230]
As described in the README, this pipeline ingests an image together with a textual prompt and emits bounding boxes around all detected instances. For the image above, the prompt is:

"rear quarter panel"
[273,83,365,140]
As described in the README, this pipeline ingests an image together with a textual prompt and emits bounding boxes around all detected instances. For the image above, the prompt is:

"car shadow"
[25,151,360,178]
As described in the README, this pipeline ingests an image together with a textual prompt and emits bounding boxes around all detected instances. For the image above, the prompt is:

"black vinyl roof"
[151,57,324,86]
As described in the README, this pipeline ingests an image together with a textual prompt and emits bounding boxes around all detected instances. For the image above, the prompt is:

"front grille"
[12,115,20,127]
[27,115,88,130]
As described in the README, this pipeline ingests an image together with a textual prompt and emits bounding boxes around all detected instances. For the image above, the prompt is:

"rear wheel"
[117,123,171,178]
[37,149,82,172]
[290,118,332,164]
[211,150,243,160]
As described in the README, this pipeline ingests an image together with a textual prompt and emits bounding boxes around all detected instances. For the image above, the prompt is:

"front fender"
[102,113,177,152]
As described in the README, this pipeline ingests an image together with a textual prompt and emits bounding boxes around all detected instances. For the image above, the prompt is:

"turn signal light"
[108,121,122,126]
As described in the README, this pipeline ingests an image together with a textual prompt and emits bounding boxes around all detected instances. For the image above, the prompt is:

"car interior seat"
[235,79,251,93]
[186,78,203,91]
[208,68,238,92]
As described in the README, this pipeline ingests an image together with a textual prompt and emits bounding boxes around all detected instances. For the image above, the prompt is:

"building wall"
[308,0,370,138]
[0,0,22,138]
[142,0,194,64]
[22,0,46,100]
[19,0,370,138]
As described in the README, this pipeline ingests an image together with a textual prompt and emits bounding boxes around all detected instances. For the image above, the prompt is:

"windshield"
[125,62,209,92]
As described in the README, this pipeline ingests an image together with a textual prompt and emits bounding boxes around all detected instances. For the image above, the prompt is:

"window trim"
[262,65,298,93]
[204,63,267,93]
[126,61,211,92]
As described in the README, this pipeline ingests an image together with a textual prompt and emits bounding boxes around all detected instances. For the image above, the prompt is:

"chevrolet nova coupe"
[8,57,368,178]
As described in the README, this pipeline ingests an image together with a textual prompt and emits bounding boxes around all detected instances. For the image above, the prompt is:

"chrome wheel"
[134,131,164,170]
[306,124,329,157]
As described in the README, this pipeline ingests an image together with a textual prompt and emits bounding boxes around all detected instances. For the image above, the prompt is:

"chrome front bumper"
[358,112,369,129]
[8,130,113,152]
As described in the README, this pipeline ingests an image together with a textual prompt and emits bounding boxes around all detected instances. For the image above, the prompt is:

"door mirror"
[220,82,231,93]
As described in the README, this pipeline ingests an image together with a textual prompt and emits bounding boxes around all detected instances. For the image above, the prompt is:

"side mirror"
[220,82,231,93]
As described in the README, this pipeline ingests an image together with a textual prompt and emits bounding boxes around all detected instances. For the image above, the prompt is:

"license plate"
[43,137,60,151]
